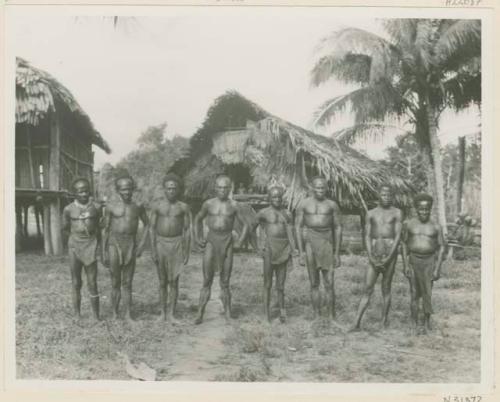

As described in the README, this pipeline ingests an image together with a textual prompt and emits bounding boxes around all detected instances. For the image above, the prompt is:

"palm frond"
[435,20,481,66]
[313,28,400,85]
[310,53,371,87]
[330,121,409,145]
[313,80,406,127]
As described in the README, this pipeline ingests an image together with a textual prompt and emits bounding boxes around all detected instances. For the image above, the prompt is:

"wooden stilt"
[23,204,29,237]
[35,204,42,237]
[50,198,63,255]
[43,203,52,255]
[16,206,23,252]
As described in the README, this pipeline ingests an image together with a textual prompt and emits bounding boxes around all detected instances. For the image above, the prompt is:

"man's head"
[72,178,91,204]
[215,175,232,201]
[163,173,182,202]
[311,177,327,200]
[115,176,135,203]
[379,184,393,208]
[414,193,433,223]
[268,186,284,208]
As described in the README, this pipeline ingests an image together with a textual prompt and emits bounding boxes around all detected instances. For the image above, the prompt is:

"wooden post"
[16,205,23,252]
[49,113,63,255]
[26,126,37,188]
[43,202,52,255]
[456,136,466,215]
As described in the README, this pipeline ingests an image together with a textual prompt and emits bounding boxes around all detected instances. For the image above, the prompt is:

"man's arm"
[332,201,343,268]
[101,205,111,265]
[401,220,411,278]
[295,201,305,265]
[433,224,446,281]
[149,206,158,264]
[234,203,249,247]
[61,206,71,244]
[284,210,298,256]
[136,204,150,257]
[194,201,209,247]
[364,211,375,265]
[249,210,263,253]
[183,204,193,264]
[383,209,403,264]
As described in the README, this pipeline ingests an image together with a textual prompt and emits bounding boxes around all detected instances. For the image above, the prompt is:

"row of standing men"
[62,174,444,334]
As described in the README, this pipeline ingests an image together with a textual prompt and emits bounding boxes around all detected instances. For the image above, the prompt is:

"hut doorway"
[225,163,253,194]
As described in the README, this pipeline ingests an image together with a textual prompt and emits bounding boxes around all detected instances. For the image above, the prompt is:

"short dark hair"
[163,173,182,187]
[215,174,232,184]
[268,186,284,196]
[115,175,135,189]
[414,193,433,207]
[72,177,90,190]
[311,176,327,185]
[379,183,392,193]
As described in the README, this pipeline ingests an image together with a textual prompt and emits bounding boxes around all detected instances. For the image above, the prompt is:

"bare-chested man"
[296,177,342,320]
[251,186,298,323]
[62,178,102,321]
[351,185,403,331]
[194,175,248,324]
[102,176,149,321]
[402,193,445,334]
[150,174,192,323]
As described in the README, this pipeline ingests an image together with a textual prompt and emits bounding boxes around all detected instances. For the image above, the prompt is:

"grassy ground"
[15,248,481,382]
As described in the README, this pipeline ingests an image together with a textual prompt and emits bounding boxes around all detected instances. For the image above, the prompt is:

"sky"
[8,8,481,168]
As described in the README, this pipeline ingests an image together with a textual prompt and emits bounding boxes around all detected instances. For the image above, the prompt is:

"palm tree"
[310,19,481,235]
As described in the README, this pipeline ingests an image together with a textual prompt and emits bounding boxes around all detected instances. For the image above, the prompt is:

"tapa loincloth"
[68,234,98,267]
[304,228,334,271]
[109,233,136,266]
[266,237,292,265]
[156,235,185,281]
[371,238,396,272]
[409,252,436,314]
[206,230,233,272]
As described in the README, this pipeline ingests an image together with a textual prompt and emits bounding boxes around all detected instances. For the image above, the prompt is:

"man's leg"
[263,250,273,322]
[84,262,100,321]
[408,270,419,330]
[168,276,180,324]
[109,246,121,319]
[321,269,336,319]
[351,264,378,331]
[275,261,287,323]
[305,242,321,319]
[155,253,168,321]
[220,244,234,322]
[195,242,215,324]
[381,257,397,328]
[69,253,83,318]
[122,258,136,322]
[423,262,434,332]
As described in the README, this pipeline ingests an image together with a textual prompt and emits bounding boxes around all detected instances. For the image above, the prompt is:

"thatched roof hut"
[15,57,110,255]
[171,91,413,213]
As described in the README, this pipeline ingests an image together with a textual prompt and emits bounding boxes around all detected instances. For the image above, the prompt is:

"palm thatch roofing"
[16,57,111,153]
[171,91,414,212]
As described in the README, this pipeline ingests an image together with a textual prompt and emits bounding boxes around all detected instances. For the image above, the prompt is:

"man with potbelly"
[251,186,298,323]
[150,174,192,324]
[402,193,445,334]
[194,175,248,324]
[62,178,102,322]
[351,185,403,331]
[102,176,149,322]
[295,177,342,320]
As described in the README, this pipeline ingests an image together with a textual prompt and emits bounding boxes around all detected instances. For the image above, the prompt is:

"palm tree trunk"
[426,104,448,237]
[456,136,466,214]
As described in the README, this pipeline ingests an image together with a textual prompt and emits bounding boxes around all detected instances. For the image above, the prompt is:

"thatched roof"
[16,57,111,153]
[171,91,414,211]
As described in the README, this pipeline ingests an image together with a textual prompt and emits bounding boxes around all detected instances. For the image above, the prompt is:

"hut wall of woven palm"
[15,57,111,154]
[171,91,414,212]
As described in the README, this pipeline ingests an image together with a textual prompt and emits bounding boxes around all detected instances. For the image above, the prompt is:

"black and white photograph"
[3,3,494,392]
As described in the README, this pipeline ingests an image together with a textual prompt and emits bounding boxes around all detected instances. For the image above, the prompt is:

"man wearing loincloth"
[62,178,102,322]
[194,175,248,324]
[251,186,298,323]
[150,174,192,323]
[296,177,342,320]
[351,185,403,331]
[402,193,444,334]
[102,176,149,322]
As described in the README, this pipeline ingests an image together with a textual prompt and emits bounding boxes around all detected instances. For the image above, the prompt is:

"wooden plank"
[26,126,37,188]
[43,203,52,255]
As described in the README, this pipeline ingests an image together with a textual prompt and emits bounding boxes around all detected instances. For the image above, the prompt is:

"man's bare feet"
[157,314,167,322]
[194,315,203,325]
[168,315,181,325]
[348,325,362,333]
